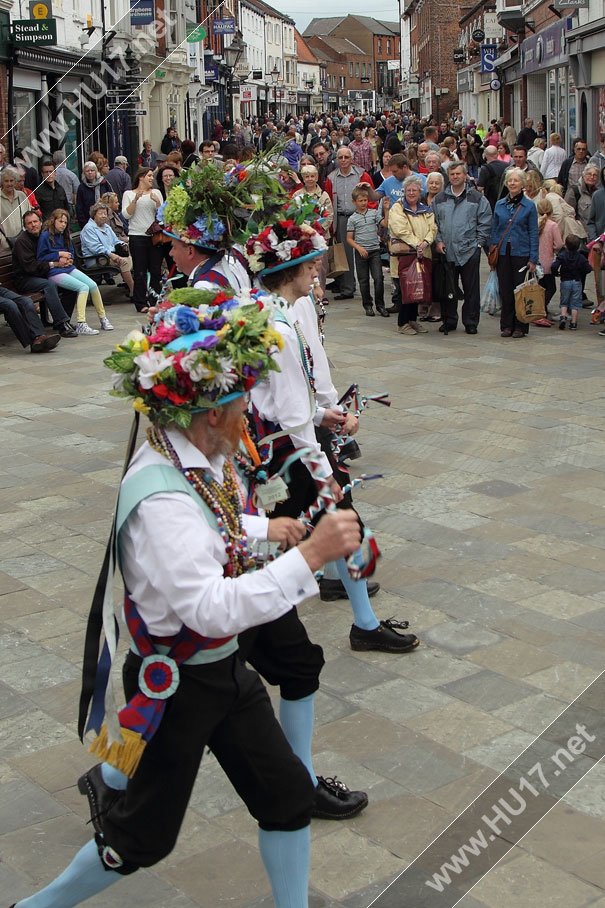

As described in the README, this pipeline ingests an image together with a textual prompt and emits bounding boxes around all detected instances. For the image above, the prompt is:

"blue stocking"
[258,827,309,908]
[334,558,380,630]
[322,561,340,580]
[279,694,317,786]
[101,763,128,790]
[16,839,121,908]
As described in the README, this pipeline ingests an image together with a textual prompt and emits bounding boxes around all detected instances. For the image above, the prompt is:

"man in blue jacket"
[433,163,492,334]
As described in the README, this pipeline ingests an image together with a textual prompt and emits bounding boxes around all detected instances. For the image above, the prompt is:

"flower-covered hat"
[243,193,328,276]
[158,156,289,251]
[105,286,283,427]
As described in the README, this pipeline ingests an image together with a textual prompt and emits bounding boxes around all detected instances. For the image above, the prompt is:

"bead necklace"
[147,426,254,577]
[293,320,316,394]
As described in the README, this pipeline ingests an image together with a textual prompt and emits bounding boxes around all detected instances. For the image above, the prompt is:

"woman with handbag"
[489,168,539,338]
[387,175,437,335]
[121,168,163,313]
[37,208,113,335]
[80,201,134,299]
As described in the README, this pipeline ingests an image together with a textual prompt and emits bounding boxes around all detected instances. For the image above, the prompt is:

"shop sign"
[29,1,52,18]
[521,21,568,73]
[328,94,338,102]
[212,18,236,35]
[186,24,207,43]
[453,48,465,63]
[130,0,154,26]
[480,44,497,73]
[472,28,485,42]
[483,12,501,41]
[204,63,218,80]
[11,18,57,44]
[386,59,400,70]
[457,69,473,93]
[553,0,587,7]
[201,90,219,107]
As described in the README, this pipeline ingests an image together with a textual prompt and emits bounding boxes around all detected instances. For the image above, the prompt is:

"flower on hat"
[105,286,283,428]
[242,192,328,275]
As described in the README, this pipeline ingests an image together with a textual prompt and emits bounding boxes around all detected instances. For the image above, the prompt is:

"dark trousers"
[539,273,556,310]
[102,652,314,869]
[129,235,163,311]
[497,250,529,334]
[354,248,384,310]
[0,288,45,347]
[454,248,482,328]
[336,213,356,294]
[14,275,69,328]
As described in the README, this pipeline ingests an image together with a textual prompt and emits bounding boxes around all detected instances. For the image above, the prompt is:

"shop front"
[457,68,476,123]
[521,19,572,148]
[567,16,605,150]
[239,84,258,119]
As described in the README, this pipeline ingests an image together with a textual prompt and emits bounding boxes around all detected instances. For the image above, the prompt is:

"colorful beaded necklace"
[146,425,254,578]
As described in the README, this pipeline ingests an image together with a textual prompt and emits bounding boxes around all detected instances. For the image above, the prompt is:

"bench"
[71,234,120,282]
[0,250,76,325]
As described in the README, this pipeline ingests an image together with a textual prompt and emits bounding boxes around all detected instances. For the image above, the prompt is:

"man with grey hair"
[106,156,132,205]
[433,162,492,334]
[52,150,80,205]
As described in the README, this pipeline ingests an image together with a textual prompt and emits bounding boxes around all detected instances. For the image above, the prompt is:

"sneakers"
[100,317,114,331]
[559,316,567,330]
[350,618,420,653]
[75,322,99,336]
[58,321,78,338]
[409,321,428,334]
[311,776,369,820]
[77,764,123,837]
[398,323,417,335]
[319,578,380,602]
[569,322,578,330]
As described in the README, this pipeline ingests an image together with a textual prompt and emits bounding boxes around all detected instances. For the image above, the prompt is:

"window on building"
[355,63,359,78]
[378,38,382,53]
[387,39,391,54]
[339,75,345,90]
[349,62,353,76]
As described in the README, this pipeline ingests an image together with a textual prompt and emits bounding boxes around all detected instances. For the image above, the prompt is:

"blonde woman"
[293,165,334,301]
[536,198,563,324]
[388,175,437,335]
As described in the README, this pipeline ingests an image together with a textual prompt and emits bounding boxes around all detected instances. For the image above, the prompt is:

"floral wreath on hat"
[158,151,290,250]
[243,193,329,275]
[105,286,283,428]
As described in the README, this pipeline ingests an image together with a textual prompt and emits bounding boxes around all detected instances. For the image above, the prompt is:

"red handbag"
[400,257,431,302]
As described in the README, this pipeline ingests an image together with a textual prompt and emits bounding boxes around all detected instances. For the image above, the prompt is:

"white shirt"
[120,430,317,638]
[291,295,340,426]
[250,298,332,477]
[541,145,567,180]
[191,251,251,294]
[122,188,162,235]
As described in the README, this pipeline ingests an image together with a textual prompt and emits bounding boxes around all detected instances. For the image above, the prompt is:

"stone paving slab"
[2,282,605,906]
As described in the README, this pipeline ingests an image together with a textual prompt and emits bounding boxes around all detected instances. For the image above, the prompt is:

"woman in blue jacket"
[37,209,113,336]
[490,167,539,337]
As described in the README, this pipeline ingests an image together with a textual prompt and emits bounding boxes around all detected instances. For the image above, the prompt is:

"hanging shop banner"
[521,20,568,74]
[212,18,236,35]
[480,45,497,73]
[130,0,155,26]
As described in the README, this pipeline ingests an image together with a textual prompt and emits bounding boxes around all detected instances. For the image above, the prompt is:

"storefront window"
[567,69,576,142]
[549,69,556,136]
[13,89,38,153]
[60,93,80,174]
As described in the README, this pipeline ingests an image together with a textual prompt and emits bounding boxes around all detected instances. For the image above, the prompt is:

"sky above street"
[274,0,400,33]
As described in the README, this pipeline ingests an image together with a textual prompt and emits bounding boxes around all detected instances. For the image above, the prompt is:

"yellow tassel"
[89,725,146,778]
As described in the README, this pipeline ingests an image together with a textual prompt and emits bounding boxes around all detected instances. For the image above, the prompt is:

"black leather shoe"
[78,764,123,836]
[59,322,78,338]
[350,619,419,653]
[319,578,380,601]
[439,323,456,333]
[386,304,400,313]
[376,307,390,317]
[364,306,375,316]
[311,776,368,820]
[334,293,355,300]
[465,326,478,334]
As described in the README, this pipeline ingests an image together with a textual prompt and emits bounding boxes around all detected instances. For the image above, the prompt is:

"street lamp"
[224,30,247,130]
[268,65,281,120]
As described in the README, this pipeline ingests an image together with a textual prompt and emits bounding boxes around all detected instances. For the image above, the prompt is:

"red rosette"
[138,654,180,700]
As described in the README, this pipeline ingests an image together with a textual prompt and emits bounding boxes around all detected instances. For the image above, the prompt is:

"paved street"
[2,278,605,908]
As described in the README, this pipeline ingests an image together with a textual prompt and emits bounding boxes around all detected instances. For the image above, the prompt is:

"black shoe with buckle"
[350,618,420,653]
[311,776,369,820]
[319,578,380,601]
[339,439,362,462]
[78,764,123,836]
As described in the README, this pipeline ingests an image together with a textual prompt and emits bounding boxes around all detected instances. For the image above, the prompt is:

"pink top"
[539,218,564,274]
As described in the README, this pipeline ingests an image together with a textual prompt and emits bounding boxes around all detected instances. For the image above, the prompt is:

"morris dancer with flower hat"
[245,202,419,657]
[11,288,361,908]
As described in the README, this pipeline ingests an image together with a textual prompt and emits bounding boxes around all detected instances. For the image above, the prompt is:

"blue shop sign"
[205,63,218,80]
[130,0,155,26]
[480,45,497,73]
[212,18,236,35]
[521,20,568,74]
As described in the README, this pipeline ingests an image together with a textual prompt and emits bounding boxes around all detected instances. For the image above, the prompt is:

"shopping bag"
[514,278,546,324]
[326,242,349,278]
[400,257,431,302]
[432,254,456,303]
[480,271,501,317]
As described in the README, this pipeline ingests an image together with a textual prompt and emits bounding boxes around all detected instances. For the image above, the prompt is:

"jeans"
[454,247,481,328]
[354,248,384,310]
[130,234,163,310]
[14,275,69,328]
[560,280,583,310]
[0,287,46,347]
